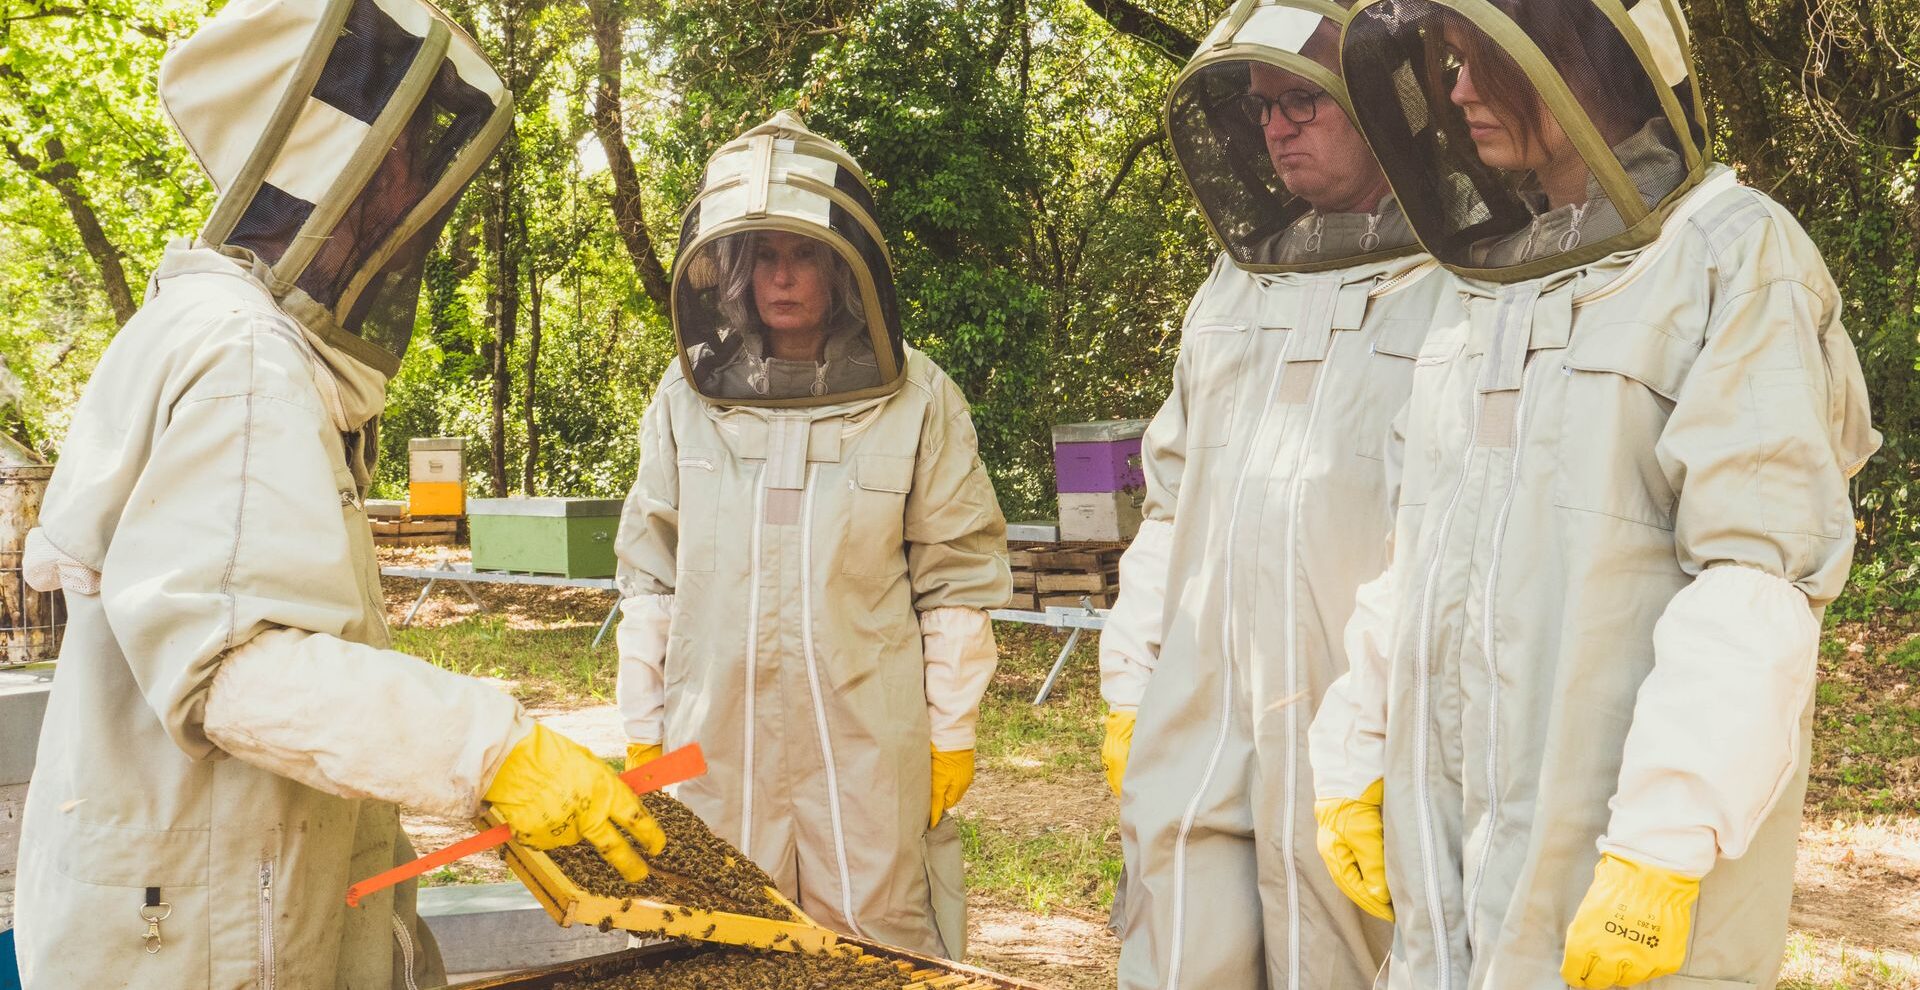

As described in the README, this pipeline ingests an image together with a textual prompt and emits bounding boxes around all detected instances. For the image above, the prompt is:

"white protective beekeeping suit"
[613,111,1011,960]
[1095,2,1449,988]
[1310,0,1880,987]
[13,2,524,987]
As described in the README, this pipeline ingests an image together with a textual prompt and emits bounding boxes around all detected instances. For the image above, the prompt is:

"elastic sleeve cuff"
[1099,518,1174,709]
[1601,565,1819,875]
[204,627,533,819]
[924,606,996,750]
[616,594,673,744]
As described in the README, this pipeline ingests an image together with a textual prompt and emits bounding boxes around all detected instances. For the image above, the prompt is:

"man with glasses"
[1096,3,1444,989]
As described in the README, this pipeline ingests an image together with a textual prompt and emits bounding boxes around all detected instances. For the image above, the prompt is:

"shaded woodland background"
[4,0,1919,603]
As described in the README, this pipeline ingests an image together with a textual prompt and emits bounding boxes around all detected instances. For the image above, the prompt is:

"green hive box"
[468,498,624,578]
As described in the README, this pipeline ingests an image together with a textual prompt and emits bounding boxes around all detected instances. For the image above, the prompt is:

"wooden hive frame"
[446,940,1050,990]
[483,809,842,955]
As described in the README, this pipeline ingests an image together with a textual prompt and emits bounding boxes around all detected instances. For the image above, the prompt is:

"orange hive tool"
[345,742,707,908]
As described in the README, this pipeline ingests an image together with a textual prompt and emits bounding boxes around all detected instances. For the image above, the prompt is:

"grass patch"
[977,625,1105,779]
[1777,931,1920,990]
[1812,620,1920,815]
[956,814,1122,916]
[393,616,614,709]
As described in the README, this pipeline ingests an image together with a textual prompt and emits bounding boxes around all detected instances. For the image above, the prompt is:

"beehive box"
[370,515,459,547]
[1051,420,1147,494]
[1057,489,1144,543]
[469,498,622,578]
[410,437,466,518]
[441,939,1046,990]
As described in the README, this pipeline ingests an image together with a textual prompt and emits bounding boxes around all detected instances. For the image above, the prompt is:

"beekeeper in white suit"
[1095,2,1450,988]
[1312,0,1878,986]
[613,111,1011,960]
[14,3,664,987]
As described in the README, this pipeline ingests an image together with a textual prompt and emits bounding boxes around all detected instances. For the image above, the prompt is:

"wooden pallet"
[371,516,459,546]
[1006,541,1124,611]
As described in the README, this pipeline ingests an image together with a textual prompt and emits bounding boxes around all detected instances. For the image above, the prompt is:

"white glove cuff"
[923,605,996,750]
[24,528,100,595]
[205,627,533,819]
[1099,517,1175,710]
[1601,565,1819,876]
[616,593,674,744]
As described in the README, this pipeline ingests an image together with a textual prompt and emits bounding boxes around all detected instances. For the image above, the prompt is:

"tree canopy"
[4,0,1918,587]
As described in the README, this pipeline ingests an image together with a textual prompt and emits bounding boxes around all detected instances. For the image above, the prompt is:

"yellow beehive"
[408,437,465,518]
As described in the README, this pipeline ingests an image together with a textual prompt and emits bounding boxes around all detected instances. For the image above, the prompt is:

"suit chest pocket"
[1552,321,1699,530]
[839,453,913,579]
[1183,322,1251,449]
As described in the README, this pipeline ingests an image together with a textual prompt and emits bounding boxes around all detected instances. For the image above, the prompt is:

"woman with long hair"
[612,111,1010,959]
[1310,1,1878,987]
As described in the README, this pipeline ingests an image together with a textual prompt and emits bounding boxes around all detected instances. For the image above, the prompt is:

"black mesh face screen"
[1342,0,1691,274]
[227,181,317,265]
[1168,5,1420,270]
[297,54,496,351]
[311,0,424,124]
[339,196,460,360]
[673,226,890,404]
[1169,59,1300,265]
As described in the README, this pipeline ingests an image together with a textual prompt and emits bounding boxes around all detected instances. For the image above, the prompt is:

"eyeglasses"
[1238,89,1324,127]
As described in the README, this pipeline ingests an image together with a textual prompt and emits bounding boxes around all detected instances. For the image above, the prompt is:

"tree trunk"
[586,0,673,312]
[486,170,520,498]
[1077,0,1196,66]
[3,136,137,326]
[522,256,542,496]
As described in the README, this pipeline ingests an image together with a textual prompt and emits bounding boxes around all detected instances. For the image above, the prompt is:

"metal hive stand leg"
[1032,596,1094,705]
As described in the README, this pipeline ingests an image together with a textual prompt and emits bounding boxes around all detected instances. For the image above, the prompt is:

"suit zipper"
[797,462,865,936]
[1412,383,1483,990]
[1464,361,1538,930]
[259,860,276,989]
[1166,302,1294,990]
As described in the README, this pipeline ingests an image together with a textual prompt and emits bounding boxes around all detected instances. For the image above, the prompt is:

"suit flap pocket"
[1371,318,1429,359]
[856,454,914,494]
[1563,322,1700,401]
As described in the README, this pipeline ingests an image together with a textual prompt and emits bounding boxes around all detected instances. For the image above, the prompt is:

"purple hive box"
[1052,419,1149,494]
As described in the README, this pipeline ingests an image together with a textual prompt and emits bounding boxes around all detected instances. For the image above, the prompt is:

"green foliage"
[0,1,210,450]
[11,0,1920,561]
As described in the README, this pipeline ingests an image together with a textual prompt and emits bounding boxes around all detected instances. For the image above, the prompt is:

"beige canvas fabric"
[158,0,511,377]
[1308,166,1879,989]
[14,6,520,985]
[614,346,1010,960]
[1103,244,1446,990]
[1101,2,1441,986]
[14,244,536,989]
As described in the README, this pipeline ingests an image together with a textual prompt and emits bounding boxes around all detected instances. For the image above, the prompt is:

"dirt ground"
[1791,815,1920,956]
[382,547,1919,988]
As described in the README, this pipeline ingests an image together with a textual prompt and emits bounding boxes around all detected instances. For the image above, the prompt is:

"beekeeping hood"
[672,111,905,407]
[1340,0,1707,281]
[1167,0,1418,272]
[159,0,512,379]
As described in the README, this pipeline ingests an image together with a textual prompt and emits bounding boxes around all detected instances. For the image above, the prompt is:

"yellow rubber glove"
[625,741,663,771]
[1313,777,1393,921]
[1561,853,1699,988]
[484,724,666,881]
[929,747,975,829]
[1101,709,1135,798]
